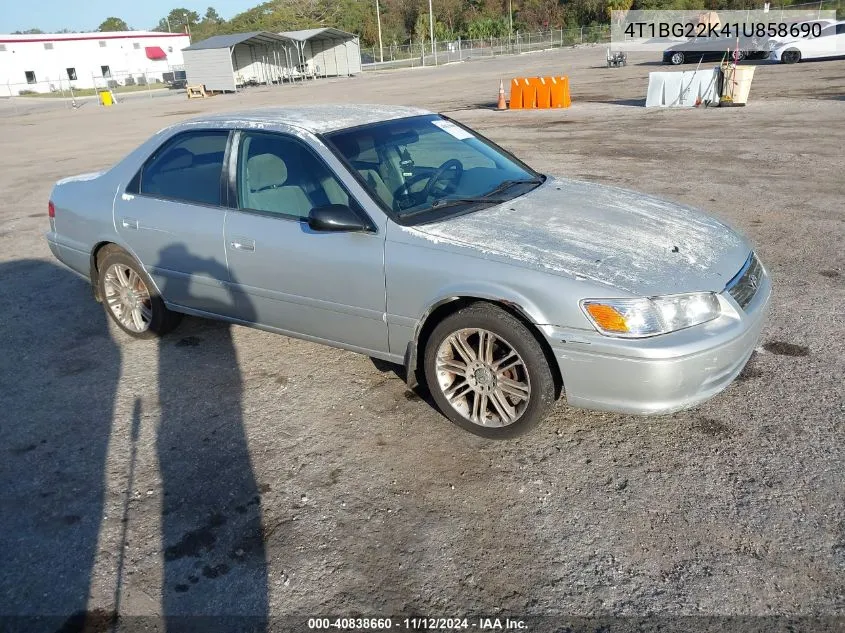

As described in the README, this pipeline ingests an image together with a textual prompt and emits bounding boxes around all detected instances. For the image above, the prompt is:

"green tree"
[414,11,453,42]
[98,17,129,31]
[156,8,201,33]
[203,7,223,24]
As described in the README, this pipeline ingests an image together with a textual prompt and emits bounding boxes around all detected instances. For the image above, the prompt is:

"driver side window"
[237,131,356,219]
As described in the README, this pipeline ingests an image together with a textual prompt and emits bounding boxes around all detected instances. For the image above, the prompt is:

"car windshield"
[324,115,543,224]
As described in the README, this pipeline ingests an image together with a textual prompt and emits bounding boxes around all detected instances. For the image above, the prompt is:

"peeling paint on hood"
[409,177,751,296]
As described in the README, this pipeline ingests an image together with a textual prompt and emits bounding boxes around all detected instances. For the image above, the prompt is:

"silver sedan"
[46,105,771,438]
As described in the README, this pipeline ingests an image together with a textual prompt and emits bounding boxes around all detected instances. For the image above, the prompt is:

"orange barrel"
[509,78,523,109]
[534,77,552,108]
[522,78,537,109]
[551,76,572,108]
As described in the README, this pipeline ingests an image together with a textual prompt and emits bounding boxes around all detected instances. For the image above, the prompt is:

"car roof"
[183,104,433,135]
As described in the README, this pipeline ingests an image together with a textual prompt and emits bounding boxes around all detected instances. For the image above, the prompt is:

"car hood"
[407,177,751,296]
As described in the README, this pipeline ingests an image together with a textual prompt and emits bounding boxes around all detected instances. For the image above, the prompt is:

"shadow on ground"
[0,257,269,633]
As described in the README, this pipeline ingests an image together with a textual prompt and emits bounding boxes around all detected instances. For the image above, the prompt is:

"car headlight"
[581,292,721,338]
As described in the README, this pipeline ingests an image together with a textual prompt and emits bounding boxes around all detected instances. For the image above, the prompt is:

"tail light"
[48,201,55,218]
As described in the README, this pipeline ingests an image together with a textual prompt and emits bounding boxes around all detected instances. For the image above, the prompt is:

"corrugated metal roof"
[184,31,294,51]
[279,28,357,42]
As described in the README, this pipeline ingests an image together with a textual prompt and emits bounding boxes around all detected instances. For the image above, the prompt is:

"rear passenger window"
[135,131,229,206]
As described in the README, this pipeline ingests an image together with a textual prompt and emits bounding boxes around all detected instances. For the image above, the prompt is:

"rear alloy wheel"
[781,49,801,64]
[423,303,555,439]
[98,248,180,339]
[670,51,684,65]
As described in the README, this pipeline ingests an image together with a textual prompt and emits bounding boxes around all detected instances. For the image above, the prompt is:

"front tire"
[670,51,685,65]
[781,49,801,64]
[97,247,180,339]
[423,303,555,439]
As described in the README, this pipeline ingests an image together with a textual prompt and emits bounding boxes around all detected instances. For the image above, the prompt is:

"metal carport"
[279,28,362,77]
[182,31,299,92]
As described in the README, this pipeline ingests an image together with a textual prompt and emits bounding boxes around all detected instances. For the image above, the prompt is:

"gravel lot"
[1,46,843,632]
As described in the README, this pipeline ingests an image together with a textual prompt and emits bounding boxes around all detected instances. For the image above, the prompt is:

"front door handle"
[229,237,255,252]
[121,217,138,230]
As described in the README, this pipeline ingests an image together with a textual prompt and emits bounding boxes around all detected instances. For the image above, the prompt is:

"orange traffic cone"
[496,80,507,110]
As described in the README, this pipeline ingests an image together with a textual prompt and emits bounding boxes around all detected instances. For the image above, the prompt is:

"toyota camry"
[46,105,770,438]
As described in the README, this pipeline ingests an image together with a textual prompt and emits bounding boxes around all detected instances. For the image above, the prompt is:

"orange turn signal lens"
[585,303,629,333]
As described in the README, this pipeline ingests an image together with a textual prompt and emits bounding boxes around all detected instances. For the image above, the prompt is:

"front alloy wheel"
[435,328,531,426]
[781,49,801,64]
[670,51,684,65]
[423,303,556,438]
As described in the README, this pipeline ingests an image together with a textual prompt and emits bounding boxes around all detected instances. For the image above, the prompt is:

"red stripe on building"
[0,33,189,44]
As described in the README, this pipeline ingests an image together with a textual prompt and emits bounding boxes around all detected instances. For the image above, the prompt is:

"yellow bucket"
[99,90,113,106]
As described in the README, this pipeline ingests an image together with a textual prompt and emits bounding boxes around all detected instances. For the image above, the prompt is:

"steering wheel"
[422,159,463,199]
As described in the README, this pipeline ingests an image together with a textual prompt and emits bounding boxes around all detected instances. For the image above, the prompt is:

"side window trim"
[230,129,377,231]
[125,128,233,209]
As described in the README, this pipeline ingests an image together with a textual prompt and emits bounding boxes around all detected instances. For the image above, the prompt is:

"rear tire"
[97,247,181,339]
[423,303,555,439]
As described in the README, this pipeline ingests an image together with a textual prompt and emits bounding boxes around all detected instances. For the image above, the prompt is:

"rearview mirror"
[307,204,370,233]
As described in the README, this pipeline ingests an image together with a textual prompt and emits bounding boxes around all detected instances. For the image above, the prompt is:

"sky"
[0,0,258,33]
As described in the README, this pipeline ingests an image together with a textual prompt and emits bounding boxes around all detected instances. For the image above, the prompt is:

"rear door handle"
[229,237,255,252]
[121,217,138,230]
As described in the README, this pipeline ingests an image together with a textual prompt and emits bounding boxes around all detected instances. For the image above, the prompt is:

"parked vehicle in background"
[663,36,753,65]
[767,19,834,51]
[771,21,845,63]
[162,70,188,89]
[45,106,770,438]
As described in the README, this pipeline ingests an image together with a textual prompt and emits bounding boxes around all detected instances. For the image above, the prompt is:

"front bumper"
[548,268,771,415]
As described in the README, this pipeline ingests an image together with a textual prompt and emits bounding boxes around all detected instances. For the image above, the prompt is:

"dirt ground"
[0,46,843,632]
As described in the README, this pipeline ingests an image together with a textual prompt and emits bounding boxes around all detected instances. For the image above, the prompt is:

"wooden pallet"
[186,84,207,99]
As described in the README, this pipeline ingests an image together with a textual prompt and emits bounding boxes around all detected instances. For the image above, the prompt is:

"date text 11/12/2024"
[307,617,528,630]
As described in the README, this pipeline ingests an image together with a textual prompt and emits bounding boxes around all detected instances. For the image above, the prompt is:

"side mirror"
[307,204,369,233]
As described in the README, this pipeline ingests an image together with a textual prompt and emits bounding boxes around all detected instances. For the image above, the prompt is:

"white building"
[0,31,191,95]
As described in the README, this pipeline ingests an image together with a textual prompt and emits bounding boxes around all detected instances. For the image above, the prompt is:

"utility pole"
[183,13,191,43]
[429,0,437,65]
[165,16,171,32]
[508,0,513,45]
[375,0,384,63]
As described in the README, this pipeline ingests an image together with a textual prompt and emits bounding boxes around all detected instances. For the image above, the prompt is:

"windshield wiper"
[399,197,506,219]
[398,177,544,219]
[482,177,545,198]
[429,196,508,209]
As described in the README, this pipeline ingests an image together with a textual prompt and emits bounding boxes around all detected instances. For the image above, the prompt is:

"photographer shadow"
[154,245,268,633]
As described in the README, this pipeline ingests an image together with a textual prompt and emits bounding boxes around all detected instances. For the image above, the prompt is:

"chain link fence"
[772,0,845,16]
[362,26,611,71]
[3,67,186,100]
